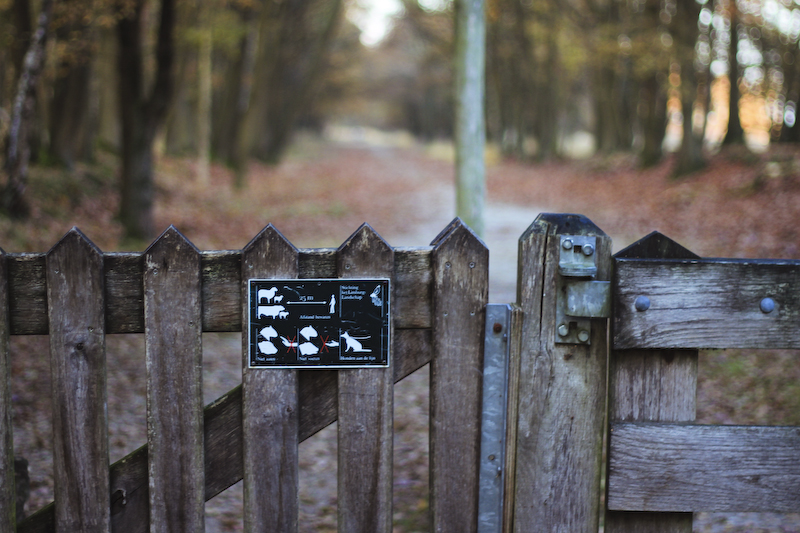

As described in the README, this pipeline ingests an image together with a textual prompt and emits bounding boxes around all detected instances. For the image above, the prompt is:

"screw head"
[493,322,503,334]
[582,244,595,256]
[562,239,573,250]
[557,323,569,337]
[577,330,590,343]
[760,297,775,314]
[634,296,651,312]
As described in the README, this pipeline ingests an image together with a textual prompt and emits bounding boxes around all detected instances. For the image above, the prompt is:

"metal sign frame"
[247,278,391,369]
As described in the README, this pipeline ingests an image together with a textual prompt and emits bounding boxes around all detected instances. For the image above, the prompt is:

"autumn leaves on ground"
[5,134,800,531]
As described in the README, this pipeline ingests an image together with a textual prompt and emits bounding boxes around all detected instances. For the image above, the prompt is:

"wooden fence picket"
[0,247,14,533]
[241,225,300,532]
[336,224,395,533]
[429,218,488,533]
[510,213,610,533]
[604,232,698,533]
[144,227,204,533]
[46,229,110,531]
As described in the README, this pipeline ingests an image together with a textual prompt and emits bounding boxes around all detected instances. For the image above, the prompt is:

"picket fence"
[0,213,796,533]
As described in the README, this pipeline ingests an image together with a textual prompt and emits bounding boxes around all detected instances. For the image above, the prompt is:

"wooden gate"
[0,213,798,532]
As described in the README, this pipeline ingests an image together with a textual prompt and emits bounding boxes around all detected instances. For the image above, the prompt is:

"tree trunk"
[673,0,705,176]
[638,0,667,167]
[723,9,744,145]
[197,25,212,185]
[454,0,486,237]
[2,0,54,218]
[246,0,343,166]
[639,72,667,167]
[49,62,94,168]
[116,0,176,241]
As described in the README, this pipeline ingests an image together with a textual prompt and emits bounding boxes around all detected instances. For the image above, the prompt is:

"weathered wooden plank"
[614,257,800,349]
[7,248,432,334]
[430,218,488,533]
[8,254,46,335]
[0,249,15,532]
[203,250,240,332]
[241,226,300,532]
[605,232,696,533]
[46,229,110,531]
[105,253,144,334]
[394,247,432,330]
[608,422,800,512]
[512,213,610,533]
[501,305,523,533]
[18,326,432,533]
[144,227,204,533]
[336,224,394,533]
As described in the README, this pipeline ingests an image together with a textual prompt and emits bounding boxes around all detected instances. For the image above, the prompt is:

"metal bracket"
[556,235,610,344]
[478,304,511,533]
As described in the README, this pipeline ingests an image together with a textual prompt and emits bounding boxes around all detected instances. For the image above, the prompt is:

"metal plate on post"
[248,279,390,369]
[478,304,511,533]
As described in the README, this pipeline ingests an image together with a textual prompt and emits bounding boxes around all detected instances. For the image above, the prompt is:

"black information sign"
[248,279,390,369]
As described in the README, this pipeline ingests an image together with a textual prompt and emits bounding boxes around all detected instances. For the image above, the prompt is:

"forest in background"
[1,0,800,241]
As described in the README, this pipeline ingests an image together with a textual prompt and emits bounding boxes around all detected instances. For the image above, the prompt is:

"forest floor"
[4,131,800,532]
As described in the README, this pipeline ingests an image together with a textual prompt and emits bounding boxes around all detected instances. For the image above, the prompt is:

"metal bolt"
[577,330,590,343]
[562,239,573,250]
[582,244,595,256]
[493,322,503,334]
[634,296,651,312]
[760,297,775,314]
[557,323,569,337]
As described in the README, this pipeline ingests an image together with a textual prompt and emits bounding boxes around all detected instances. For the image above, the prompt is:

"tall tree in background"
[116,0,176,240]
[48,0,100,168]
[673,0,706,175]
[454,0,485,236]
[244,0,343,166]
[723,3,745,145]
[2,0,54,218]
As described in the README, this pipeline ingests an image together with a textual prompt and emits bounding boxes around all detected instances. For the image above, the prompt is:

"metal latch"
[556,235,610,345]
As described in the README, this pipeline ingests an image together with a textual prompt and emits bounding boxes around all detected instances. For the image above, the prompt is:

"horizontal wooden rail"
[17,327,433,533]
[5,247,432,335]
[607,422,800,513]
[614,257,800,349]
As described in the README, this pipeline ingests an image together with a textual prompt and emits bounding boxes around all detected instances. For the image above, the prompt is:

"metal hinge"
[556,235,610,345]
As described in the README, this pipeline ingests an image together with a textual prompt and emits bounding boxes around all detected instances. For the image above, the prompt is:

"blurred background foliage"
[1,0,800,239]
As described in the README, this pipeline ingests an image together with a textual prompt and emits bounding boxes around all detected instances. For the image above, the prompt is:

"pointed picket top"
[430,217,487,252]
[47,227,104,259]
[614,230,700,260]
[430,217,463,247]
[242,224,299,277]
[144,225,200,258]
[520,213,606,243]
[337,223,393,277]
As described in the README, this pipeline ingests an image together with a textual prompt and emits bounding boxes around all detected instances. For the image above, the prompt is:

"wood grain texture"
[511,214,610,533]
[502,305,523,533]
[608,422,800,512]
[18,327,434,533]
[241,225,299,532]
[336,224,394,533]
[5,248,431,334]
[144,227,204,533]
[46,229,110,531]
[614,257,800,349]
[430,218,488,533]
[0,249,14,533]
[605,231,696,533]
